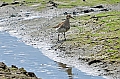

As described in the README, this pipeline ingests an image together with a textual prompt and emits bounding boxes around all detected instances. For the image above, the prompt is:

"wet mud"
[0,2,120,79]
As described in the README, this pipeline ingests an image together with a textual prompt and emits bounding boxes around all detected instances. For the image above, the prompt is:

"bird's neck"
[65,18,70,23]
[64,18,70,28]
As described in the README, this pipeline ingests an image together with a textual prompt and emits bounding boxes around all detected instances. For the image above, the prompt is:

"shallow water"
[0,31,105,79]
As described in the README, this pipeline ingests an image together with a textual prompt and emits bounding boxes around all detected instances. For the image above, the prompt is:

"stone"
[26,72,36,77]
[11,1,19,5]
[88,60,102,65]
[0,2,9,7]
[83,9,94,13]
[92,5,104,8]
[11,65,18,69]
[48,0,58,8]
[100,8,109,11]
[0,62,7,69]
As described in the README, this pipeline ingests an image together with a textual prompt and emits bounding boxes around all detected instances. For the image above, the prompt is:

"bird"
[53,14,74,41]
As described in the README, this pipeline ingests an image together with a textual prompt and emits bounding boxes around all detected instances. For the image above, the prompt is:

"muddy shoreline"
[0,62,40,79]
[0,2,120,79]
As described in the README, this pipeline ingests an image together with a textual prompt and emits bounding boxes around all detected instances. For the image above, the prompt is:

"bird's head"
[66,14,75,19]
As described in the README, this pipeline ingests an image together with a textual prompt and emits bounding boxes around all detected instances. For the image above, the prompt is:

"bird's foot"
[64,38,66,41]
[57,40,63,43]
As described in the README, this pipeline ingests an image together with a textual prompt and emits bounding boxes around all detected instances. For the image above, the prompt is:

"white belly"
[56,27,67,33]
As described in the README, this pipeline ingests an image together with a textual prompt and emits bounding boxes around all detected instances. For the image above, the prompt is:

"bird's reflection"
[57,62,73,79]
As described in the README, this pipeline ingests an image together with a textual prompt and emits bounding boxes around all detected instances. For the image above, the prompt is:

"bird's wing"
[53,22,64,28]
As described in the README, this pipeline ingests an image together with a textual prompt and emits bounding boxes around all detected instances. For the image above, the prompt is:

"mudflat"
[0,1,120,79]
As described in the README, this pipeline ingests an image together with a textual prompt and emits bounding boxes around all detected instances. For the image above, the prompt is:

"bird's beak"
[71,16,75,20]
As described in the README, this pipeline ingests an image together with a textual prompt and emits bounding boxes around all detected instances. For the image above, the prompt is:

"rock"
[104,69,110,72]
[78,57,89,62]
[0,62,40,78]
[64,12,68,15]
[92,5,104,8]
[25,12,31,17]
[48,0,58,8]
[0,1,20,7]
[11,1,20,5]
[0,62,7,69]
[19,67,27,74]
[26,72,36,77]
[11,65,18,69]
[100,8,109,11]
[73,11,79,15]
[0,2,9,7]
[82,9,94,13]
[88,60,102,65]
[10,14,16,17]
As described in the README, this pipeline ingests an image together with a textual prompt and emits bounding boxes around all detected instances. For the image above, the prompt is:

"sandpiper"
[53,14,74,41]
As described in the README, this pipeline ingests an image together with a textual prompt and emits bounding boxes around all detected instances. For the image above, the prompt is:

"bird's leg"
[64,32,66,41]
[58,33,60,41]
